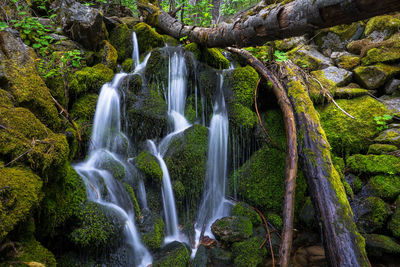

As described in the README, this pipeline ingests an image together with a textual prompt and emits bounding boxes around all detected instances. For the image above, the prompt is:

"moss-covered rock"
[141,214,165,250]
[365,234,400,257]
[374,128,400,147]
[109,23,133,63]
[318,96,388,155]
[347,154,400,175]
[9,238,57,267]
[211,216,253,244]
[184,42,201,60]
[70,93,99,121]
[364,15,400,38]
[153,241,190,267]
[334,87,369,99]
[165,124,208,216]
[123,183,141,220]
[69,64,114,100]
[354,63,400,90]
[287,45,332,70]
[388,196,400,239]
[133,22,164,55]
[122,58,134,72]
[229,103,258,130]
[98,40,118,69]
[367,175,400,201]
[226,65,258,108]
[361,35,400,66]
[232,202,262,226]
[0,88,13,106]
[69,201,124,249]
[97,152,126,180]
[134,150,163,183]
[355,196,390,233]
[204,48,230,69]
[231,236,267,267]
[336,54,360,70]
[232,145,307,214]
[315,22,363,52]
[311,66,353,91]
[367,143,398,154]
[0,167,42,239]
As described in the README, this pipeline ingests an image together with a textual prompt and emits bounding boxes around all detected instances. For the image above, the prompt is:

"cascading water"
[147,47,190,243]
[74,36,153,266]
[192,72,231,256]
[132,31,140,69]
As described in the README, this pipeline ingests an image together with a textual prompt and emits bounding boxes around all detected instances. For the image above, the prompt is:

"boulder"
[374,128,400,146]
[347,154,400,175]
[367,175,400,201]
[388,196,400,239]
[287,45,333,70]
[380,95,400,115]
[354,63,400,90]
[367,144,398,155]
[231,236,267,267]
[365,234,400,257]
[57,0,107,50]
[211,216,252,244]
[153,241,190,267]
[364,15,400,39]
[311,66,352,88]
[353,196,390,233]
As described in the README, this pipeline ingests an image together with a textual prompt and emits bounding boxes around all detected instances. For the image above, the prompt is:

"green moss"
[0,88,13,106]
[266,213,283,230]
[365,234,400,257]
[142,215,165,250]
[203,48,230,69]
[98,40,118,69]
[232,145,307,214]
[232,202,262,226]
[287,46,329,71]
[133,22,164,55]
[261,109,287,149]
[229,103,258,130]
[337,55,360,70]
[70,94,98,121]
[232,236,267,267]
[368,143,398,154]
[184,43,201,60]
[357,197,390,233]
[211,216,253,243]
[109,23,133,63]
[69,64,114,99]
[367,175,400,200]
[365,15,400,37]
[122,58,134,72]
[173,180,185,204]
[245,46,272,61]
[347,154,400,175]
[69,201,124,249]
[388,196,400,238]
[334,87,369,99]
[227,65,259,108]
[0,167,42,239]
[153,242,189,267]
[134,150,163,183]
[124,183,141,220]
[317,96,388,155]
[163,34,179,46]
[12,238,56,267]
[354,63,400,89]
[97,152,126,180]
[329,23,361,41]
[39,164,86,237]
[374,129,400,147]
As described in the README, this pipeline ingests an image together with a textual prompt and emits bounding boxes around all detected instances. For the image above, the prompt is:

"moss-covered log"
[281,61,370,267]
[138,0,400,48]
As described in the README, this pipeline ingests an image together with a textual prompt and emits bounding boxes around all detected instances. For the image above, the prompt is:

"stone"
[311,66,352,88]
[367,175,400,201]
[287,45,333,70]
[211,216,252,244]
[153,241,190,267]
[384,79,400,95]
[352,196,390,233]
[354,64,400,90]
[365,234,400,257]
[274,36,307,51]
[347,154,400,175]
[331,51,360,70]
[380,95,400,114]
[56,0,107,50]
[374,128,400,146]
[334,87,369,99]
[368,144,398,155]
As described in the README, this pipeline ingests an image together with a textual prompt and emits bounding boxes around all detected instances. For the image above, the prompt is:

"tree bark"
[138,0,400,48]
[279,61,370,267]
[227,47,297,267]
[211,0,221,25]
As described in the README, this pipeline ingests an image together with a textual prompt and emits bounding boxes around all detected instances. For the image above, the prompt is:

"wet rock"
[138,210,165,251]
[352,196,390,233]
[153,241,190,267]
[209,246,232,266]
[374,128,400,147]
[231,201,262,226]
[345,173,362,194]
[211,216,252,244]
[232,236,266,267]
[331,51,360,70]
[365,234,400,257]
[293,245,326,267]
[287,45,332,71]
[384,79,400,95]
[311,66,352,88]
[368,144,398,155]
[388,196,400,239]
[354,64,400,90]
[380,95,400,114]
[56,0,107,50]
[193,244,209,267]
[366,175,400,201]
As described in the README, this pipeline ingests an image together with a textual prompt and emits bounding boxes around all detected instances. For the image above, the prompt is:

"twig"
[0,148,32,168]
[0,124,6,129]
[51,95,82,142]
[252,206,275,267]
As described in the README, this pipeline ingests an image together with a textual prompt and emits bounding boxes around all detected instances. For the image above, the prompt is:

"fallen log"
[279,61,370,267]
[138,0,400,48]
[227,47,297,267]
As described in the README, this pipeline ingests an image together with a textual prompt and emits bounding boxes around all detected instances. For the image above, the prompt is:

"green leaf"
[32,43,42,49]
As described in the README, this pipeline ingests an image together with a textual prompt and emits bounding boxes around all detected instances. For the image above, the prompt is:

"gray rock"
[312,66,353,87]
[354,65,400,90]
[211,216,252,244]
[384,79,400,95]
[374,128,400,146]
[380,95,400,114]
[288,45,333,70]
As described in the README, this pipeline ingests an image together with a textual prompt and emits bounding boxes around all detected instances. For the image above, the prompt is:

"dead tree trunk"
[227,47,297,267]
[138,0,400,48]
[279,61,370,267]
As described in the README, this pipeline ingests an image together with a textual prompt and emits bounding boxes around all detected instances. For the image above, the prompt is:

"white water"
[132,31,140,69]
[192,72,231,257]
[74,73,152,266]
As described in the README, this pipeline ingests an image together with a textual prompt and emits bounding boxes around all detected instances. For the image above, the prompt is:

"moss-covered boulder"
[347,154,400,175]
[334,87,369,99]
[367,175,400,201]
[109,23,133,63]
[211,216,253,244]
[232,202,262,226]
[354,196,390,233]
[69,64,114,100]
[364,15,400,38]
[98,40,118,69]
[140,212,165,251]
[287,45,332,70]
[69,201,125,250]
[354,63,400,90]
[0,167,42,239]
[164,124,208,215]
[367,143,398,154]
[134,150,163,183]
[122,58,134,72]
[132,22,164,55]
[153,241,190,267]
[374,128,400,147]
[388,196,400,239]
[361,35,400,66]
[0,30,61,130]
[334,53,360,70]
[318,96,387,155]
[365,234,400,257]
[184,43,230,69]
[311,66,352,90]
[232,145,307,215]
[315,22,363,52]
[231,236,267,267]
[96,151,126,180]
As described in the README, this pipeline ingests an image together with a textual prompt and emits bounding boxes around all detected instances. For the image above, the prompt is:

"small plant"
[183,1,213,27]
[274,50,287,62]
[374,114,393,131]
[0,22,8,31]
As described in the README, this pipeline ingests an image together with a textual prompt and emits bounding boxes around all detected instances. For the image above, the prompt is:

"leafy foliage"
[374,114,393,131]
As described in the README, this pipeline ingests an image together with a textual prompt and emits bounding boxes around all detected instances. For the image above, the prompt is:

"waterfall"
[132,31,140,68]
[192,72,231,256]
[74,72,152,266]
[147,48,190,244]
